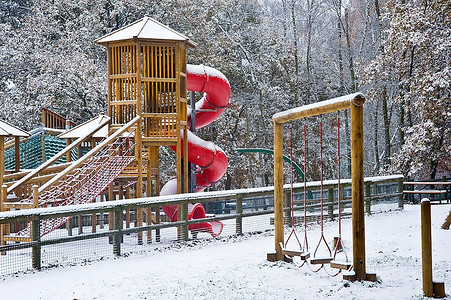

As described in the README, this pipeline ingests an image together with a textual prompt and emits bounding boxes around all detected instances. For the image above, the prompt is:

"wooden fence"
[0,175,403,273]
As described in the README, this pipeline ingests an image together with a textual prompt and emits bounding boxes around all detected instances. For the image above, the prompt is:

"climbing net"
[13,134,135,237]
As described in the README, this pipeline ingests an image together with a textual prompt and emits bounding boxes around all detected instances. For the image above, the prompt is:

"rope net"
[12,135,135,237]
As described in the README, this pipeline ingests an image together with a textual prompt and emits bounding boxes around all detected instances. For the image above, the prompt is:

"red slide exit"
[160,64,230,237]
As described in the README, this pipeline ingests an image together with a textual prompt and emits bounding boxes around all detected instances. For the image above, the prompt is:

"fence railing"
[0,174,403,275]
[42,108,76,130]
[403,178,450,204]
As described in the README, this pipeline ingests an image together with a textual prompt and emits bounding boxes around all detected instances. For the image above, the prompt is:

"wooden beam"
[421,199,433,297]
[14,136,20,172]
[350,95,366,281]
[273,121,284,261]
[0,136,4,188]
[273,93,364,124]
[1,185,6,255]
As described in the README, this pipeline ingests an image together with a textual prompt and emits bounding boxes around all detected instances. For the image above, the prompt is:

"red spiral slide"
[160,64,230,237]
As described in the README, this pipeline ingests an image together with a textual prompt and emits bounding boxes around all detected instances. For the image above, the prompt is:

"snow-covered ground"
[0,204,449,299]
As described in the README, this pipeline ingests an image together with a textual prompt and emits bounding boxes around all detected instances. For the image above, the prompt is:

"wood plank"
[404,182,450,185]
[403,190,447,194]
[330,260,352,270]
[310,257,333,265]
[4,236,31,242]
[343,273,356,282]
[141,77,176,83]
[301,252,310,260]
[141,113,177,118]
[142,138,177,146]
[281,248,303,257]
[110,74,138,79]
[3,202,35,209]
[0,137,4,188]
[110,100,137,106]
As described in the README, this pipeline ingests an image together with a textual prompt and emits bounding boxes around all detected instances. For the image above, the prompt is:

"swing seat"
[310,257,333,265]
[279,242,301,257]
[281,248,303,257]
[282,249,310,261]
[330,260,352,270]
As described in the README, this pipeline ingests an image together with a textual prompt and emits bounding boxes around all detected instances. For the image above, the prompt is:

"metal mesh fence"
[4,131,78,171]
[0,176,403,277]
[0,243,33,276]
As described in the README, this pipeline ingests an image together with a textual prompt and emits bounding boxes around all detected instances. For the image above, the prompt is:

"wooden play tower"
[95,16,197,197]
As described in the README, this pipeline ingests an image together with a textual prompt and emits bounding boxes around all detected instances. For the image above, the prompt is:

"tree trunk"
[373,101,380,173]
[382,86,391,166]
[344,8,357,93]
[291,0,300,106]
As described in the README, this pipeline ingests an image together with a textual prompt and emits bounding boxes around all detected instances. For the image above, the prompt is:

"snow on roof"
[0,120,30,137]
[95,15,197,48]
[58,115,110,139]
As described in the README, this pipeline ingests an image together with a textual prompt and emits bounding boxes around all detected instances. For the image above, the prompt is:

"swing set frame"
[268,93,376,282]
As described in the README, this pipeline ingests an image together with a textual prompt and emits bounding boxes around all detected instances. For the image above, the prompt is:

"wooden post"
[365,183,371,214]
[397,179,404,209]
[78,215,83,234]
[41,131,45,163]
[108,184,114,244]
[273,121,284,261]
[31,215,41,270]
[32,185,39,208]
[1,185,6,255]
[14,136,20,173]
[183,128,188,194]
[339,184,345,213]
[99,194,104,229]
[284,190,291,225]
[150,146,160,242]
[146,148,152,244]
[179,202,188,241]
[442,211,451,230]
[77,142,83,232]
[0,136,4,188]
[350,95,366,281]
[328,187,334,220]
[236,195,243,235]
[135,120,143,245]
[125,188,131,229]
[421,199,433,297]
[113,207,122,256]
[65,138,72,163]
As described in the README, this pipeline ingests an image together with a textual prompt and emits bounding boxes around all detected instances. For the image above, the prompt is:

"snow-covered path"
[1,204,449,299]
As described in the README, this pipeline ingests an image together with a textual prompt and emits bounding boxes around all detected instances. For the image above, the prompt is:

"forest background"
[0,0,449,190]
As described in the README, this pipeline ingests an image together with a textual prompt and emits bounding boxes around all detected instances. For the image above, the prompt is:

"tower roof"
[95,15,197,48]
[0,120,30,137]
[58,115,110,139]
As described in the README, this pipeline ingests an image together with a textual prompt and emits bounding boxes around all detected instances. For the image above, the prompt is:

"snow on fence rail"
[0,174,403,275]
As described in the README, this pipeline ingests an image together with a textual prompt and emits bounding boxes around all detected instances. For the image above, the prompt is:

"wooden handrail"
[3,162,72,184]
[7,116,110,193]
[38,116,140,194]
[404,182,450,185]
[42,108,76,129]
[0,174,403,222]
